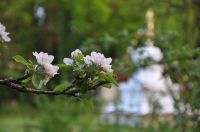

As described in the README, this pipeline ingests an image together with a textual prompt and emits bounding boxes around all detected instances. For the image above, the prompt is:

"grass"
[0,116,41,132]
[0,99,197,132]
[0,115,179,132]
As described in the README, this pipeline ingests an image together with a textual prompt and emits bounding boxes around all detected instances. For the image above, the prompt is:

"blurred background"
[0,0,200,132]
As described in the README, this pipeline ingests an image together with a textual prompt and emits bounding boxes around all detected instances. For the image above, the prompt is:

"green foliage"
[13,54,45,88]
[54,81,71,91]
[98,72,117,85]
[13,55,35,72]
[32,74,43,89]
[1,98,197,132]
[80,30,133,58]
[13,55,29,66]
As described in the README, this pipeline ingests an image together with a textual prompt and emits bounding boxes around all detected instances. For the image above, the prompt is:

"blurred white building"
[101,9,180,126]
[101,45,179,126]
[121,45,179,114]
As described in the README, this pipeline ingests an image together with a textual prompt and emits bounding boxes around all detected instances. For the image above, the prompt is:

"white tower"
[101,9,179,126]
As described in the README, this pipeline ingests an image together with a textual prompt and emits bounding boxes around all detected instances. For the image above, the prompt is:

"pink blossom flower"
[42,63,59,85]
[33,52,54,65]
[71,49,82,59]
[84,52,112,73]
[33,51,59,85]
[63,58,73,65]
[0,22,11,42]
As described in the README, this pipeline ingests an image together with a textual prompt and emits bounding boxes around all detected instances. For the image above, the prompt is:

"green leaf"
[32,74,43,89]
[98,72,117,85]
[79,71,86,78]
[58,64,72,69]
[107,74,118,85]
[26,60,34,69]
[32,74,38,88]
[13,55,28,66]
[54,81,71,91]
[76,54,84,62]
[21,77,32,84]
[102,83,112,88]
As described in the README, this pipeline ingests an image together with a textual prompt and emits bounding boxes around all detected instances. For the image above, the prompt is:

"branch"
[0,79,76,96]
[0,76,109,97]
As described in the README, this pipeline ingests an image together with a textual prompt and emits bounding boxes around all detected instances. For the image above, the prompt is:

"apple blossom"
[0,22,11,42]
[33,52,54,65]
[71,49,82,59]
[42,63,59,85]
[84,52,112,73]
[33,51,59,85]
[63,49,82,66]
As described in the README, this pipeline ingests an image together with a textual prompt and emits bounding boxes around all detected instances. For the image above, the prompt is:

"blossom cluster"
[64,49,113,73]
[84,52,112,73]
[33,52,59,85]
[1,21,114,89]
[31,49,113,86]
[0,22,11,43]
[63,49,82,65]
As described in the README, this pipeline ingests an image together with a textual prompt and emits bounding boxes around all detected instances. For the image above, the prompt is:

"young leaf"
[98,72,117,85]
[21,77,32,84]
[106,74,117,85]
[13,55,28,66]
[32,74,38,88]
[76,54,84,62]
[54,81,71,91]
[102,83,112,88]
[32,74,43,89]
[58,64,72,69]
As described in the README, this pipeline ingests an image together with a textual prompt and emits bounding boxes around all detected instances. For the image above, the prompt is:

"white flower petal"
[63,58,73,65]
[40,63,59,85]
[33,52,54,65]
[84,55,91,65]
[0,22,11,43]
[102,64,112,73]
[104,58,112,65]
[84,51,113,73]
[71,49,82,59]
[44,63,59,77]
